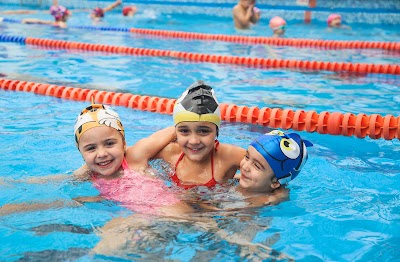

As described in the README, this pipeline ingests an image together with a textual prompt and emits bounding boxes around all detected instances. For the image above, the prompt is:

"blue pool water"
[1,2,400,261]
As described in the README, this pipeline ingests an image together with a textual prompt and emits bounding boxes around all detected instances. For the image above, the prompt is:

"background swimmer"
[327,13,351,30]
[21,0,70,28]
[269,16,286,38]
[90,0,121,20]
[122,5,138,17]
[232,0,261,30]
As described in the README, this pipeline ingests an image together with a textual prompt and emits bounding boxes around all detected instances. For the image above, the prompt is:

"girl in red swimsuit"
[154,80,246,189]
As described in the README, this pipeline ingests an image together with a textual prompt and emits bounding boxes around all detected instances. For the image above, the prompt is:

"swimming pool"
[1,1,400,261]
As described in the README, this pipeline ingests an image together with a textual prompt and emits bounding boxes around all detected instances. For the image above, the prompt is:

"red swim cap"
[122,6,137,16]
[92,7,104,18]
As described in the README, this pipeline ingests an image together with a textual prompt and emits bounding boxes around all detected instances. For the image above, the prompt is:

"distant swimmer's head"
[327,13,341,27]
[240,0,256,9]
[92,7,105,18]
[173,80,221,134]
[74,98,125,147]
[250,130,313,186]
[50,5,70,21]
[122,6,138,17]
[269,16,286,34]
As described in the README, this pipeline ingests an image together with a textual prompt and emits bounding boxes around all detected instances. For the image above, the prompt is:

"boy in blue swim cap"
[239,130,312,194]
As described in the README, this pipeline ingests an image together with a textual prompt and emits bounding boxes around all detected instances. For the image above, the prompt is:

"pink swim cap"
[49,5,69,20]
[269,16,286,30]
[327,14,341,25]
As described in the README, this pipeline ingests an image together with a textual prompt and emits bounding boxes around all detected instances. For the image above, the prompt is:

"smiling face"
[78,126,125,178]
[175,121,217,162]
[239,145,279,193]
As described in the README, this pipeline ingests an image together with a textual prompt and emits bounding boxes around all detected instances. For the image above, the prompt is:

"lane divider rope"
[1,17,399,51]
[1,78,398,140]
[1,34,399,76]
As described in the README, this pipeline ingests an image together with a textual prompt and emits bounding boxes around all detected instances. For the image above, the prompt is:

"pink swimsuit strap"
[121,157,129,170]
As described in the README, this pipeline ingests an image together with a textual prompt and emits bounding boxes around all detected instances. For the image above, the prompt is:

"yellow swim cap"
[173,80,221,128]
[74,100,125,146]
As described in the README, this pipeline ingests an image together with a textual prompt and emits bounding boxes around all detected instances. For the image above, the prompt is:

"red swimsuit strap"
[171,140,219,189]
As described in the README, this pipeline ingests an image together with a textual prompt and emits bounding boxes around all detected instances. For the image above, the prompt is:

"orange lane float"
[20,37,400,76]
[129,28,400,52]
[0,78,398,140]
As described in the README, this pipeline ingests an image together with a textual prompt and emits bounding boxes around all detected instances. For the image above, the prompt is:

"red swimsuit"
[170,141,219,189]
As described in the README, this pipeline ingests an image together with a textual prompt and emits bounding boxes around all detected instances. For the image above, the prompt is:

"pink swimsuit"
[91,158,180,215]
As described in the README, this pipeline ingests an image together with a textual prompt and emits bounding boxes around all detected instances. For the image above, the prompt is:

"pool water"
[1,2,400,261]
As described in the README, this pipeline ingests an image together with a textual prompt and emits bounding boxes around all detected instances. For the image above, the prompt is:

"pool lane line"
[1,17,399,51]
[0,34,399,76]
[0,78,399,141]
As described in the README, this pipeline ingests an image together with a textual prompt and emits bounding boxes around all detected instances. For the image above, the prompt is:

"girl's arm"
[125,126,176,170]
[22,18,54,25]
[0,200,79,217]
[1,10,38,14]
[103,0,121,13]
[221,144,246,181]
[73,164,91,181]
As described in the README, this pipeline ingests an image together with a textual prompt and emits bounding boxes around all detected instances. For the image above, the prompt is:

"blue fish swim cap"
[250,130,313,185]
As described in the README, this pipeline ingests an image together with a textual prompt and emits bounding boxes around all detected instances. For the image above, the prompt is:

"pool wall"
[1,0,400,24]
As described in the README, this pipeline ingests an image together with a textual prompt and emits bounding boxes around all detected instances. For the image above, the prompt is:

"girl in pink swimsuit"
[72,99,185,215]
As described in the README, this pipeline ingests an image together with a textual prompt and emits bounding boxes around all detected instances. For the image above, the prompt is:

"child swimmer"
[156,80,246,189]
[22,3,71,28]
[72,100,194,215]
[269,16,287,38]
[202,130,313,209]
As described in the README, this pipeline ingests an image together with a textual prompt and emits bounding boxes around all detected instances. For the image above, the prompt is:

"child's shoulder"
[216,143,245,167]
[218,142,246,155]
[158,141,181,161]
[232,4,242,12]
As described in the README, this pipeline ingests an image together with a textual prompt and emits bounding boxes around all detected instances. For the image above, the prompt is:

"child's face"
[239,145,278,193]
[274,28,285,36]
[78,126,125,177]
[240,0,255,8]
[175,121,217,162]
[330,17,341,27]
